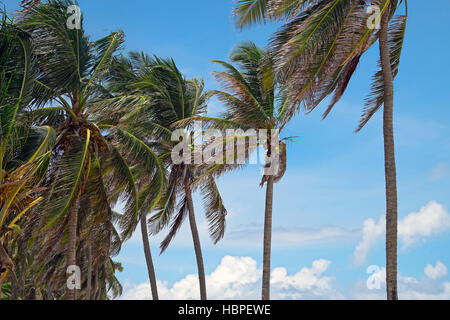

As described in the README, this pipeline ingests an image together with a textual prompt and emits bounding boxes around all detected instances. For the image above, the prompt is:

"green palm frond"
[268,0,315,20]
[83,31,125,99]
[112,128,163,175]
[233,0,317,28]
[42,130,91,229]
[212,60,268,119]
[0,16,34,160]
[8,126,56,170]
[234,0,270,29]
[107,148,139,241]
[358,14,407,132]
[200,177,227,244]
[269,0,370,112]
[28,107,65,126]
[111,127,165,214]
[159,193,188,253]
[89,94,150,125]
[20,0,90,104]
[148,168,179,236]
[0,151,51,229]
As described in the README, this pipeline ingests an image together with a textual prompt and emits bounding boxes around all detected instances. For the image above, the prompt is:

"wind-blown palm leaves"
[179,42,292,300]
[101,52,229,300]
[0,9,55,299]
[233,0,408,300]
[0,0,413,301]
[20,0,41,12]
[13,0,163,300]
[234,0,407,123]
[234,0,315,29]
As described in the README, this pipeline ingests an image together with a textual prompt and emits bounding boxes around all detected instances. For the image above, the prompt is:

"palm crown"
[14,0,164,299]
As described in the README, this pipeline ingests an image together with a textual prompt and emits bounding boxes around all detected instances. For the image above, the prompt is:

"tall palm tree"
[234,0,408,300]
[18,0,163,300]
[179,42,292,300]
[102,53,229,300]
[0,9,55,299]
[94,53,168,300]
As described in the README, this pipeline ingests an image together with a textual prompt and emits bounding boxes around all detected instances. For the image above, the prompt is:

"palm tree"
[234,0,408,300]
[102,53,229,300]
[0,8,57,299]
[18,0,163,300]
[179,42,292,300]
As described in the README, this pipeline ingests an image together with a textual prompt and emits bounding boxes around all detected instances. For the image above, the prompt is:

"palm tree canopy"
[234,0,408,131]
[100,52,228,249]
[178,42,290,189]
[6,1,164,298]
[0,9,55,291]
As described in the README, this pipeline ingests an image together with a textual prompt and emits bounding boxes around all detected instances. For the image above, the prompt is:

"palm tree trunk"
[140,213,159,300]
[66,196,80,300]
[261,176,274,300]
[85,241,92,300]
[185,186,207,300]
[379,4,398,301]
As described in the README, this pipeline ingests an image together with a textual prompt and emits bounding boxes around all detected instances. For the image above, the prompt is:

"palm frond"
[200,177,227,244]
[42,130,91,229]
[148,168,179,235]
[107,148,138,241]
[159,193,188,253]
[20,0,90,103]
[357,14,407,131]
[234,0,269,28]
[269,0,371,115]
[83,31,125,98]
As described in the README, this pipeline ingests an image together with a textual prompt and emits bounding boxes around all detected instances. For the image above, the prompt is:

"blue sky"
[3,0,450,299]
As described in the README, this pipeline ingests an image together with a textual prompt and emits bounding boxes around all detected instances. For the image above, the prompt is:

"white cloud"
[122,257,450,300]
[226,225,358,248]
[399,202,450,248]
[121,256,338,300]
[352,262,450,300]
[127,221,358,251]
[399,283,450,300]
[353,202,450,265]
[425,261,448,280]
[353,216,385,266]
[271,259,343,299]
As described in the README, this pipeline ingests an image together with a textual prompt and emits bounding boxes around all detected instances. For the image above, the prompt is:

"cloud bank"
[121,256,340,300]
[121,256,450,300]
[353,201,450,265]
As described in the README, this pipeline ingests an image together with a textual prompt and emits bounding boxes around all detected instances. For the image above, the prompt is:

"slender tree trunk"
[261,176,274,300]
[140,213,159,300]
[85,241,92,300]
[185,186,207,300]
[379,4,398,301]
[66,196,80,300]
